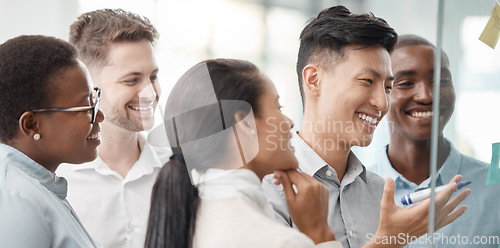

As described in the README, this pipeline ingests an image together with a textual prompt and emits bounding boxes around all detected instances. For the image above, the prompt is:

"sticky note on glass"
[486,142,500,186]
[479,0,500,49]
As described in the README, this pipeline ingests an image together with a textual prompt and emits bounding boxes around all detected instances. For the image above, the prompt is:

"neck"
[8,140,59,173]
[299,123,350,182]
[98,121,142,178]
[387,133,450,185]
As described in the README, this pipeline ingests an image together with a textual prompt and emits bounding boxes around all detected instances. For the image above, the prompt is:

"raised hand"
[365,175,470,248]
[274,170,335,244]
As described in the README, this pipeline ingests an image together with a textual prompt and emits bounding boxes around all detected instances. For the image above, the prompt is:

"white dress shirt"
[56,134,171,248]
[194,168,343,248]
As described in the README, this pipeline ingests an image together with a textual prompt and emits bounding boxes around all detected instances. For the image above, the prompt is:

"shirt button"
[128,223,135,232]
[325,170,333,177]
[348,230,354,237]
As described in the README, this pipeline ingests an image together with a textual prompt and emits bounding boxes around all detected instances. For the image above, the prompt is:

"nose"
[139,81,158,101]
[95,109,105,123]
[414,82,433,104]
[369,85,389,111]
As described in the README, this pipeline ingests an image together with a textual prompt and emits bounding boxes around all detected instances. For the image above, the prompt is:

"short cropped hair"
[396,34,434,49]
[395,34,450,66]
[296,5,398,107]
[69,8,159,70]
[0,35,78,142]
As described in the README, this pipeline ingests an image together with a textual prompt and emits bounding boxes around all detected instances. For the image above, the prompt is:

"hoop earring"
[33,134,41,141]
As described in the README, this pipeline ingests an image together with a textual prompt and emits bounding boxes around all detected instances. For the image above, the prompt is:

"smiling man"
[368,34,499,248]
[262,6,473,248]
[56,9,170,248]
[262,5,394,248]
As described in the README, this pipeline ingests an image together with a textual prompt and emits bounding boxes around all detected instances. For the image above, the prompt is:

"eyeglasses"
[30,86,102,124]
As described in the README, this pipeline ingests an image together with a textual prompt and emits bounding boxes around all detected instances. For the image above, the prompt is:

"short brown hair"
[69,9,159,69]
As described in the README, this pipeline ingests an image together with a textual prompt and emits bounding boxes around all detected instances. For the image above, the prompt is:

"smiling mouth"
[356,113,378,126]
[87,132,100,140]
[128,105,153,111]
[410,111,433,118]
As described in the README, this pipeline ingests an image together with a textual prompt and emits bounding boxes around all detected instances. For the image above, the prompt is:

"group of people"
[0,4,498,248]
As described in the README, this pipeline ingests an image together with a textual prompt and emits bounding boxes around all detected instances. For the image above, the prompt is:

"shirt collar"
[0,144,68,199]
[377,139,460,190]
[291,132,367,184]
[198,168,275,217]
[437,139,461,185]
[69,133,168,175]
[373,145,407,182]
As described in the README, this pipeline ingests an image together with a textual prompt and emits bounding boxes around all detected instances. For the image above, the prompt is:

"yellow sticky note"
[479,0,500,49]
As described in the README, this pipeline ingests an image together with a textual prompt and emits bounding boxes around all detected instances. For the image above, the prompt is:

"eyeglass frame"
[28,86,101,124]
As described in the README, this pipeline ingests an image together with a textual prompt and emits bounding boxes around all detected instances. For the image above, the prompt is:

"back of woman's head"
[145,58,264,248]
[0,35,78,143]
[164,59,263,171]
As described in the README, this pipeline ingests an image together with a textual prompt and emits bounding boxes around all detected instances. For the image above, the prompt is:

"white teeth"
[129,106,152,111]
[411,111,433,118]
[356,113,378,126]
[87,133,100,140]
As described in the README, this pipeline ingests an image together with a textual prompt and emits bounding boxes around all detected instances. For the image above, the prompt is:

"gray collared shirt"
[0,144,97,248]
[263,132,384,248]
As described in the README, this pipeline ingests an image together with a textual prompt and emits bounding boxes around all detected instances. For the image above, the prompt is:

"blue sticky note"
[486,142,500,186]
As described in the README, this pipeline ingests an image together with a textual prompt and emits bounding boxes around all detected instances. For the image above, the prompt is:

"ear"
[302,64,321,99]
[234,110,254,136]
[18,111,40,140]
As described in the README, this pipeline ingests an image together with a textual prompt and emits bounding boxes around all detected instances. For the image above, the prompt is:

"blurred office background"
[1,0,499,164]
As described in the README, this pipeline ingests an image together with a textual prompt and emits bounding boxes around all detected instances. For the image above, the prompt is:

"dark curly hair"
[0,35,78,143]
[69,8,159,70]
[296,5,398,108]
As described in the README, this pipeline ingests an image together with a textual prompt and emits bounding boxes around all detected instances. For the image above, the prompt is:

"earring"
[250,129,256,135]
[33,134,41,141]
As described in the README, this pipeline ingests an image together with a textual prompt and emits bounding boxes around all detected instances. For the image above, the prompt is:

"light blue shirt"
[263,132,385,248]
[0,144,97,248]
[368,142,500,247]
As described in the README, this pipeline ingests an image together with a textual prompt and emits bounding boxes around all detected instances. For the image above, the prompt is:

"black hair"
[145,59,264,248]
[0,35,78,143]
[296,5,398,108]
[396,34,434,48]
[395,34,450,66]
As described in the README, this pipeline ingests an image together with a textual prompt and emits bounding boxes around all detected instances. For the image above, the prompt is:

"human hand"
[366,175,470,248]
[273,170,335,244]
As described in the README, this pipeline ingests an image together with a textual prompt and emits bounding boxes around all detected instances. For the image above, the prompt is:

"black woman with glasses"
[0,35,103,247]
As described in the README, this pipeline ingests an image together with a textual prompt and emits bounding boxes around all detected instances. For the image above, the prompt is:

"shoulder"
[148,144,172,165]
[457,152,489,178]
[0,190,51,247]
[1,163,46,198]
[0,188,51,239]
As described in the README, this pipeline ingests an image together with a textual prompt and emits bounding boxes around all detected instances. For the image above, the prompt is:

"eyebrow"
[394,70,417,78]
[118,68,159,81]
[72,91,92,106]
[429,67,452,77]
